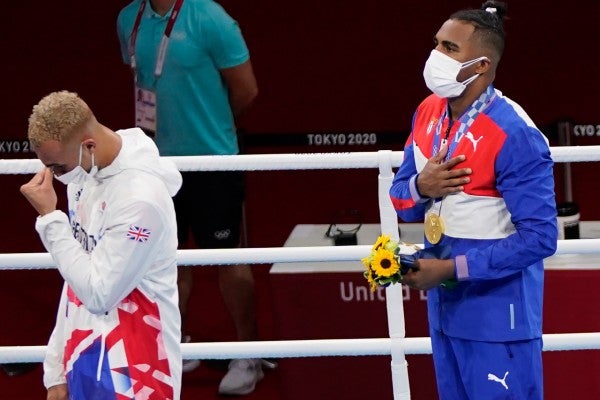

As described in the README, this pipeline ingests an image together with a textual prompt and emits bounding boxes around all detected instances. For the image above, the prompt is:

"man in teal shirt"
[118,0,261,395]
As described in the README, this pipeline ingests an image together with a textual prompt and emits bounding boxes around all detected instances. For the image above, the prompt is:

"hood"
[96,128,182,196]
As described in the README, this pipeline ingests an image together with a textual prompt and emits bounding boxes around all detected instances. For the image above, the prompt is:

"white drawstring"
[96,322,107,381]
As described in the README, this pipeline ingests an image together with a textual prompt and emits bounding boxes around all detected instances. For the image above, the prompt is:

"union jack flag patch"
[126,225,151,243]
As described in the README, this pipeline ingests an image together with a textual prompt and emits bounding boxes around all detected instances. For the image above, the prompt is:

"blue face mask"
[54,142,98,185]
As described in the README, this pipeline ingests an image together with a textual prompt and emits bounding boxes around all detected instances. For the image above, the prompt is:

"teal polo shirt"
[117,0,250,156]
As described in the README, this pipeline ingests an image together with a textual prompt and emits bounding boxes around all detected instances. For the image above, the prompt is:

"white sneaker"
[218,358,264,395]
[181,335,201,373]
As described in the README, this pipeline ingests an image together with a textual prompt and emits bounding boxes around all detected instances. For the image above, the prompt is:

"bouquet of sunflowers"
[362,234,454,292]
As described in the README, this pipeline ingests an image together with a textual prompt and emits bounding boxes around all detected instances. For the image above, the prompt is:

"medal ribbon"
[432,84,497,160]
[128,0,185,78]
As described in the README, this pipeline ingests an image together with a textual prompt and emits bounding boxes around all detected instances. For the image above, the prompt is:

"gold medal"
[424,213,445,244]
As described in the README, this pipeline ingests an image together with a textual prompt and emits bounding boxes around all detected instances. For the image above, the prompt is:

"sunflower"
[363,268,377,292]
[361,255,372,268]
[372,234,391,251]
[371,248,400,278]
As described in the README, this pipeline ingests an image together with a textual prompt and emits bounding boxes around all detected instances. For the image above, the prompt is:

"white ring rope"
[1,239,599,270]
[1,333,599,363]
[1,145,600,174]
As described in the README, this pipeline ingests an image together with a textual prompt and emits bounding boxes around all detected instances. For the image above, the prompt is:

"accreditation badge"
[134,86,157,136]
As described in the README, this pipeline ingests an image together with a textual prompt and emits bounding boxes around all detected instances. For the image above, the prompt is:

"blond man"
[21,91,183,400]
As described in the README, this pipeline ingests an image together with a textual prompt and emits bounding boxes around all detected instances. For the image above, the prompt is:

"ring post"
[378,150,411,399]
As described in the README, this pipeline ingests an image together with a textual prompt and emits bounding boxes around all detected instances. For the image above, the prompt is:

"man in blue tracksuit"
[389,2,557,398]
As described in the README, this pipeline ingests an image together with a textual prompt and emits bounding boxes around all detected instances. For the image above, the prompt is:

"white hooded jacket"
[36,128,182,400]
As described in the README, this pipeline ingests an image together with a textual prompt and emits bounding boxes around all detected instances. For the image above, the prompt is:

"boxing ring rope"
[2,145,600,173]
[2,238,600,270]
[2,146,600,400]
[3,332,600,364]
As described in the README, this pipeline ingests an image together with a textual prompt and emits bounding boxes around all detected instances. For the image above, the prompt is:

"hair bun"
[481,1,507,19]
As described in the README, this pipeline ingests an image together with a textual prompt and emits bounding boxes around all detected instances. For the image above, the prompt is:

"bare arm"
[220,60,258,120]
[47,384,68,400]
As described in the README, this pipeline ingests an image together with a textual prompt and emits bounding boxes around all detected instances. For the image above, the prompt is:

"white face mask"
[54,143,98,185]
[423,49,488,98]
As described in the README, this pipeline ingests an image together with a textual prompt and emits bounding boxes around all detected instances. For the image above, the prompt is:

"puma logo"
[487,371,509,390]
[465,131,483,151]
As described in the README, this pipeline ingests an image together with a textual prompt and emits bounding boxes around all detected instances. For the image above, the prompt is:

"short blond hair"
[28,91,93,147]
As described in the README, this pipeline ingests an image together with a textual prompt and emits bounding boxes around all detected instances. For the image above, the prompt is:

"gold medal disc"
[424,213,445,244]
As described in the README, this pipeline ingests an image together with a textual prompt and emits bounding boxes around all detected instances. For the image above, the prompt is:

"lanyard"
[432,85,496,159]
[128,0,185,78]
